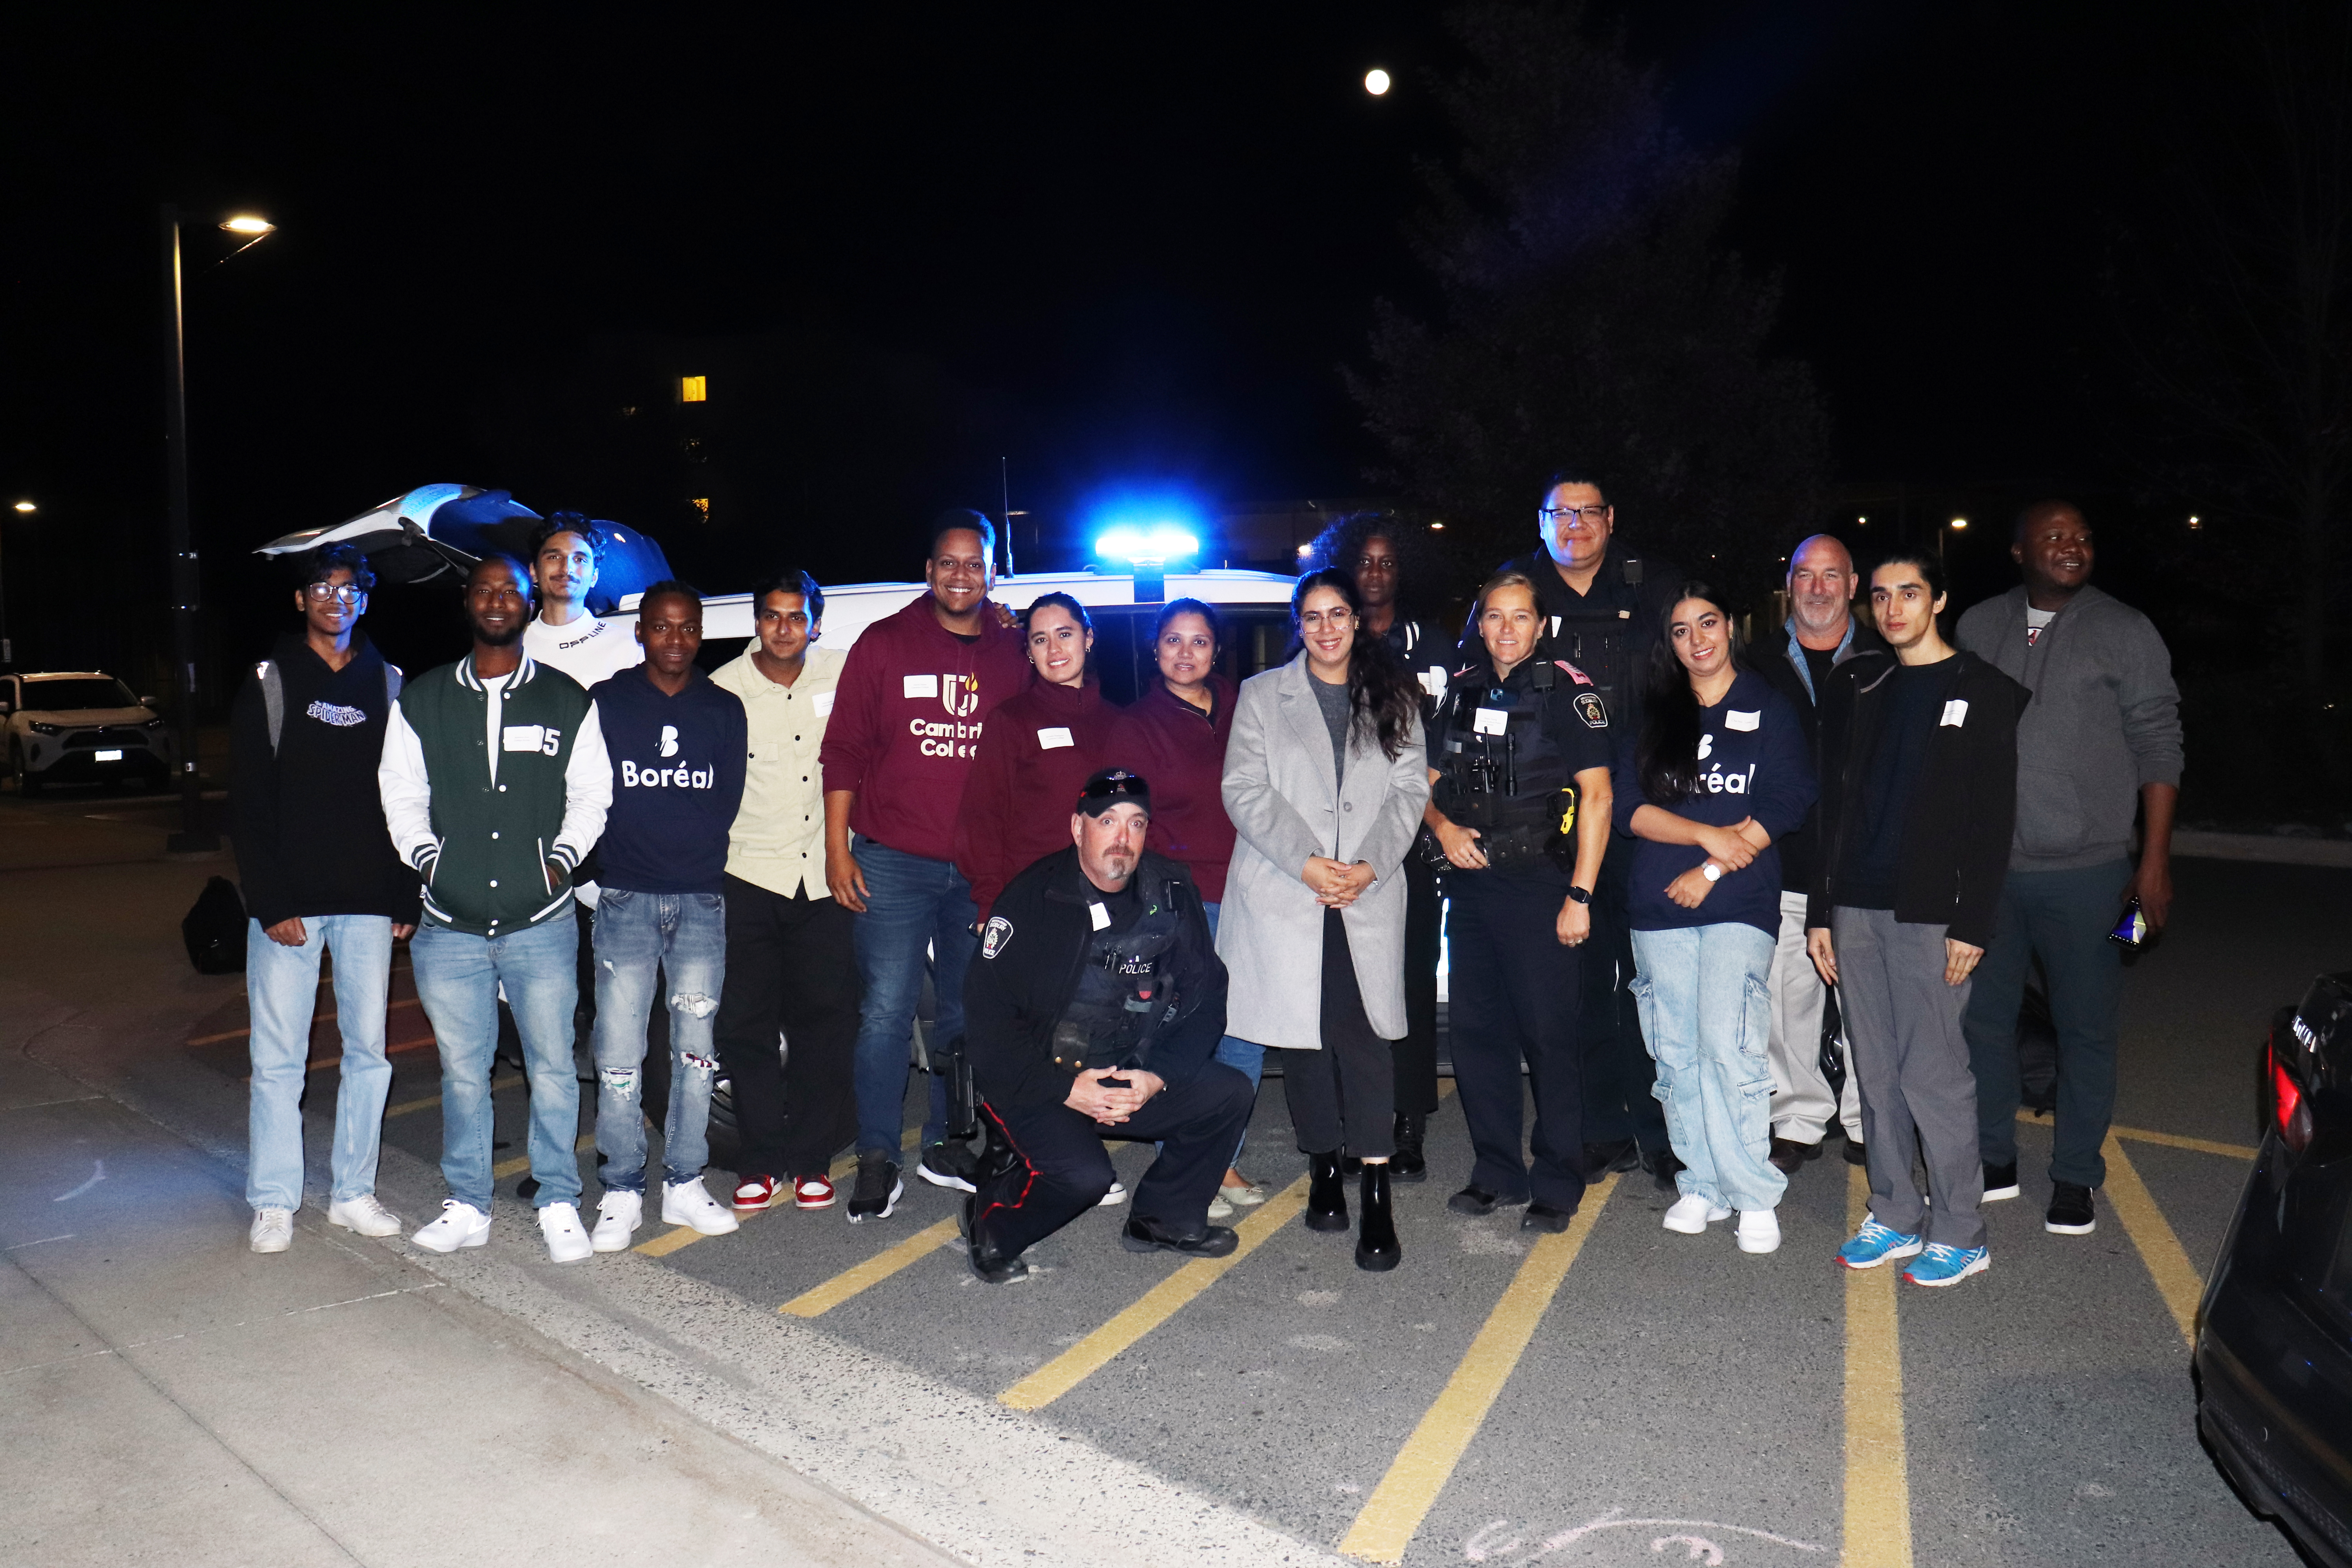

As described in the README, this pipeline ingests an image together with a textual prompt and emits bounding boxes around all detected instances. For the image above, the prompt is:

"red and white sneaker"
[794,1174,837,1210]
[732,1174,786,1213]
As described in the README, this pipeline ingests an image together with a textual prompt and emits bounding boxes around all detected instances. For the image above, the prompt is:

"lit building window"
[690,498,711,520]
[680,375,707,403]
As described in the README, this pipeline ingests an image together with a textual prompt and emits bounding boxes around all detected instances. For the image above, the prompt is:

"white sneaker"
[1097,1181,1129,1208]
[539,1202,593,1262]
[411,1200,491,1253]
[1736,1208,1782,1254]
[1661,1194,1733,1234]
[590,1190,643,1252]
[327,1195,402,1238]
[1207,1192,1236,1221]
[661,1178,739,1236]
[249,1208,293,1254]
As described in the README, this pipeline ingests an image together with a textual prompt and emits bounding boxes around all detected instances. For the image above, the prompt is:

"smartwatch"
[1565,885,1592,906]
[1700,861,1723,883]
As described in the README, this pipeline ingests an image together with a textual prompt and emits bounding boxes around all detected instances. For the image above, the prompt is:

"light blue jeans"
[1628,922,1788,1214]
[245,915,396,1212]
[410,916,581,1211]
[592,889,726,1191]
[1202,901,1264,1165]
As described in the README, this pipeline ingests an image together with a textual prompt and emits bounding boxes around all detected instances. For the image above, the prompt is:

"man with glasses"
[232,544,419,1253]
[820,512,1031,1221]
[379,555,612,1261]
[1468,470,1682,1187]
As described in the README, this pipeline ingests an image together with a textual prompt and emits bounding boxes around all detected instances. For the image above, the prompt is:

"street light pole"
[160,202,216,853]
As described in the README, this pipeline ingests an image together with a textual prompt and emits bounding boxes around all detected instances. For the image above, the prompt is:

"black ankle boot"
[1356,1163,1400,1271]
[1306,1151,1350,1232]
[1390,1112,1428,1182]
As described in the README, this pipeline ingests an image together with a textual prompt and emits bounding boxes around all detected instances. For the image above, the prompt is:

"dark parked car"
[2196,970,2352,1568]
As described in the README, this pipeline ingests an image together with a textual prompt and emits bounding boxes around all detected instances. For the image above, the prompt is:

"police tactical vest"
[1050,886,1185,1071]
[1430,657,1588,873]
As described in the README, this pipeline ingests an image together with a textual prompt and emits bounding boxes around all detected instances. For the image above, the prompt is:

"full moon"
[1364,68,1392,96]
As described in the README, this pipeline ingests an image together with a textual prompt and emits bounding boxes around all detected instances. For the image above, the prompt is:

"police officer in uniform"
[1311,513,1453,1180]
[961,769,1255,1283]
[1428,571,1617,1230]
[1466,469,1682,1185]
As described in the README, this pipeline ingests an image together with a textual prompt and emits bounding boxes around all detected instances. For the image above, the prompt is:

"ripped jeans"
[592,888,727,1191]
[1628,921,1786,1215]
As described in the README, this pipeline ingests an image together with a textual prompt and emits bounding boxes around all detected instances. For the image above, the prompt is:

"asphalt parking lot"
[9,782,2337,1566]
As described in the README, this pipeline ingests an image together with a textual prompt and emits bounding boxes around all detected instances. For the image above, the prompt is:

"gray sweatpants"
[1831,906,1985,1250]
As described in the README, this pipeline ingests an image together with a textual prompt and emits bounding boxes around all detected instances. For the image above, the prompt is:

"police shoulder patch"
[981,916,1013,960]
[1573,691,1610,729]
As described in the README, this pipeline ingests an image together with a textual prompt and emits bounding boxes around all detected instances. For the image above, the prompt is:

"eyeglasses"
[1298,608,1356,629]
[302,583,366,605]
[1540,505,1611,525]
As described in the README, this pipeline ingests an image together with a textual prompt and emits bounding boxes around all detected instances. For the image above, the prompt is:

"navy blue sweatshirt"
[1612,668,1816,938]
[587,665,748,895]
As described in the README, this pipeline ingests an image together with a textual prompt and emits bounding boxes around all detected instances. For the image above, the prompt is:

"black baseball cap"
[1076,767,1152,818]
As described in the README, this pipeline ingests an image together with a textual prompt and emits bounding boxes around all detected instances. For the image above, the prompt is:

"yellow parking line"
[2100,1132,2203,1347]
[1338,1173,1620,1564]
[2014,1108,2254,1161]
[999,1175,1313,1412]
[1842,1162,1913,1568]
[492,1132,595,1181]
[635,1126,923,1258]
[781,1218,963,1318]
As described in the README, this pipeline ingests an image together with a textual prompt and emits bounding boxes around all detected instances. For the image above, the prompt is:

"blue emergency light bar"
[1093,525,1200,564]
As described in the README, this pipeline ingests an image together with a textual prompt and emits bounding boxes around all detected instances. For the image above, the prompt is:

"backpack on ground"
[181,876,248,974]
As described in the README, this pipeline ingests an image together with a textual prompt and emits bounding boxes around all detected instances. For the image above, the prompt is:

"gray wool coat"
[1216,653,1430,1050]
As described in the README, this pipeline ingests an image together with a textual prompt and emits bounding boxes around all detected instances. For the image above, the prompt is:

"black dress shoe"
[1768,1136,1821,1177]
[1843,1138,1867,1167]
[1356,1163,1400,1272]
[1390,1112,1429,1182]
[1522,1200,1577,1234]
[1448,1185,1501,1216]
[1306,1151,1350,1232]
[962,1196,1030,1282]
[1582,1138,1639,1181]
[1121,1217,1240,1257]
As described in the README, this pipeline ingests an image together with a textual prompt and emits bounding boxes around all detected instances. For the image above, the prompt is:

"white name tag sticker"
[1725,709,1760,732]
[811,690,835,717]
[1473,707,1510,736]
[1036,726,1074,750]
[1941,699,1970,728]
[902,674,939,699]
[1088,902,1110,931]
[501,725,545,752]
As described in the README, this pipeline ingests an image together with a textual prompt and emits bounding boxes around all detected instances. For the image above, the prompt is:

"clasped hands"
[1303,854,1376,907]
[1662,817,1770,909]
[1065,1065,1165,1126]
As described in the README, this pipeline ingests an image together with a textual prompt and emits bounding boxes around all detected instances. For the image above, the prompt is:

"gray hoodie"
[1955,584,2182,873]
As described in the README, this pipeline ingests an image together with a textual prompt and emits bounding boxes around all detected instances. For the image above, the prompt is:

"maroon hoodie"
[820,593,1033,864]
[1103,675,1238,903]
[952,677,1113,922]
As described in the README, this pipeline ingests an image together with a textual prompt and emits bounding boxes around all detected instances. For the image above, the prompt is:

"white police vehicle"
[0,671,172,796]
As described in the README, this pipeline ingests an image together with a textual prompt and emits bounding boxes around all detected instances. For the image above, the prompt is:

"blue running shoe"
[1837,1219,1924,1270]
[1902,1243,1990,1288]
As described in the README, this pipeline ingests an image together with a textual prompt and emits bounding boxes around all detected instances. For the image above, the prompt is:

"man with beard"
[1753,535,1878,1174]
[379,555,612,1261]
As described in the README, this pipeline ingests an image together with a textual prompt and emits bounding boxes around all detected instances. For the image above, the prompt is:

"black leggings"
[1281,907,1397,1158]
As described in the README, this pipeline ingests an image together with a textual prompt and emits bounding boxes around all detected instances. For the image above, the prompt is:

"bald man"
[1753,535,1882,1172]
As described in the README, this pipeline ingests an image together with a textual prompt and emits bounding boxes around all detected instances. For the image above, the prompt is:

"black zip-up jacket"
[1753,619,1887,894]
[1806,647,2029,949]
[965,847,1229,1111]
[230,632,421,929]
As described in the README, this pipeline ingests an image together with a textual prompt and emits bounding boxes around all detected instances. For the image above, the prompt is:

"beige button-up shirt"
[710,644,846,899]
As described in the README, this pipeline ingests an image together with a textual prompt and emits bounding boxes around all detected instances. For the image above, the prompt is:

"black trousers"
[1446,870,1588,1210]
[976,1065,1254,1258]
[1282,907,1398,1158]
[1579,837,1669,1152]
[1392,851,1443,1116]
[712,877,862,1178]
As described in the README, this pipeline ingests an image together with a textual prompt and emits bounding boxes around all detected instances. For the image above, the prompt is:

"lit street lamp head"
[1364,68,1392,96]
[10,501,32,514]
[220,214,274,235]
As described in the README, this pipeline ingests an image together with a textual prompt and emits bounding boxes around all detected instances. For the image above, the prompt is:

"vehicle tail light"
[2272,1040,2314,1154]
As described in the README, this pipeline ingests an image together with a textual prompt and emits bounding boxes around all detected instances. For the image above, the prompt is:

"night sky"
[0,4,2214,687]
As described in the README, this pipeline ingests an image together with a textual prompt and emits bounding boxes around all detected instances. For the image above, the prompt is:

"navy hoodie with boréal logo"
[587,664,748,894]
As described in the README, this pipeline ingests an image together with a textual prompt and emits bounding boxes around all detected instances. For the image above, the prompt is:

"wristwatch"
[1565,885,1592,906]
[1701,861,1723,883]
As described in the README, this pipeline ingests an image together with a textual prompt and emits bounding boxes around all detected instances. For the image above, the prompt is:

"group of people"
[234,471,2180,1293]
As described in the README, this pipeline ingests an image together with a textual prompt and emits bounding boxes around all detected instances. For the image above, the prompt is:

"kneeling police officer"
[962,768,1255,1283]
[1425,570,1615,1232]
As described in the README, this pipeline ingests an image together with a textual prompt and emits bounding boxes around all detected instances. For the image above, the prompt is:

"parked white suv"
[1,672,172,796]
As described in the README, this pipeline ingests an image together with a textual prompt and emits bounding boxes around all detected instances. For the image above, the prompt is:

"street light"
[10,501,31,514]
[160,203,274,853]
[1364,68,1392,96]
